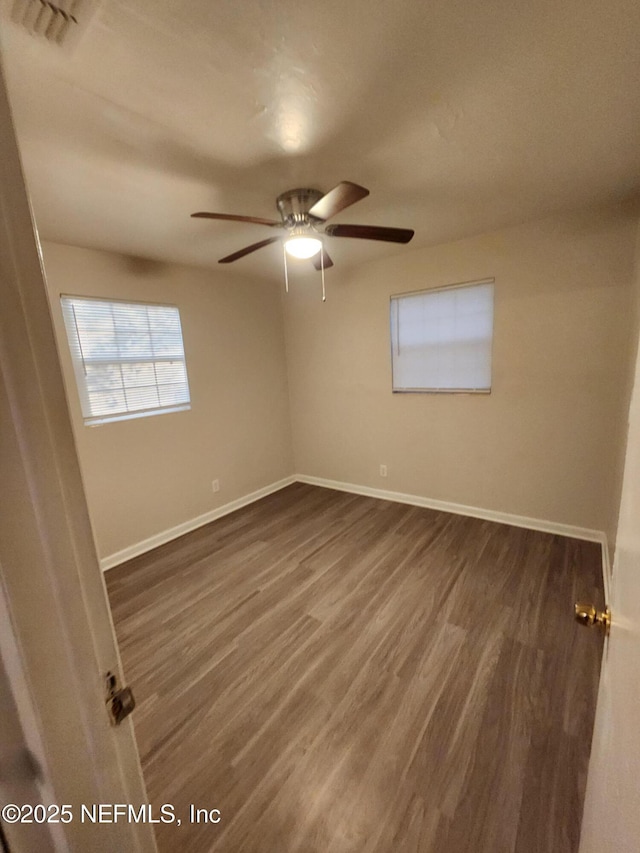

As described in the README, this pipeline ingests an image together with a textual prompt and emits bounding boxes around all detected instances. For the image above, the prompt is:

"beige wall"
[42,242,293,560]
[41,205,639,563]
[283,205,639,545]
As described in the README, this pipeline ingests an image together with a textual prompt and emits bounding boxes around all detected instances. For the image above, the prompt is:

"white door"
[0,49,157,853]
[579,277,640,851]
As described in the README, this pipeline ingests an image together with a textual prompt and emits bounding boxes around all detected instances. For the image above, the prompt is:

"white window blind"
[60,295,191,425]
[390,280,494,392]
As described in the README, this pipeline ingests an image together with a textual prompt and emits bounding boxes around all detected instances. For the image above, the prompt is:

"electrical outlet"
[212,479,220,493]
[379,464,388,478]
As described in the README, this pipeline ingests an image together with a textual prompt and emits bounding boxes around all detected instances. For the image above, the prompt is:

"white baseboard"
[100,475,296,571]
[298,474,611,601]
[296,474,606,544]
[101,472,611,607]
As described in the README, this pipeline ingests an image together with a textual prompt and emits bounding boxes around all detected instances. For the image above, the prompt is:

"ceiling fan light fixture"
[285,235,322,259]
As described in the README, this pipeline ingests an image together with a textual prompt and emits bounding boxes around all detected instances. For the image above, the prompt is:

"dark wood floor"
[106,483,604,853]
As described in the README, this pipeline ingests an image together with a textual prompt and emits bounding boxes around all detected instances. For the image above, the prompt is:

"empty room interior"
[1,0,640,851]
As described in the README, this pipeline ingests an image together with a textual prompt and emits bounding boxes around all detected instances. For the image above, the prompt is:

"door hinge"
[105,671,136,726]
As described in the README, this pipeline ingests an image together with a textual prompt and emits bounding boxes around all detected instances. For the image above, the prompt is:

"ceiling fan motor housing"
[276,188,324,228]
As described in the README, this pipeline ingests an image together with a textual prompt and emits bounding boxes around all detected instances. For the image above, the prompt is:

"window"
[60,295,191,425]
[390,280,494,393]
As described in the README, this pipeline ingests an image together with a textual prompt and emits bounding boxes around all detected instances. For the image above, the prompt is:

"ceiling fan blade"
[325,223,414,244]
[192,212,281,227]
[219,237,281,264]
[312,248,334,270]
[308,181,370,221]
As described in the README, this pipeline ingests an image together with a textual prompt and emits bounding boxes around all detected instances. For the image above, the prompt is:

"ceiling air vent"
[9,0,97,47]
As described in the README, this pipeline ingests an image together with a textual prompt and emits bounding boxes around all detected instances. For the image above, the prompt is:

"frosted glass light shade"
[285,236,322,259]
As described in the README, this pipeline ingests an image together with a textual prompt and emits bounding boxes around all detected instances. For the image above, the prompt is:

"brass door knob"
[574,602,611,635]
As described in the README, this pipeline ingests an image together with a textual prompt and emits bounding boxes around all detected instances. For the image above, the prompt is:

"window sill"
[84,404,191,427]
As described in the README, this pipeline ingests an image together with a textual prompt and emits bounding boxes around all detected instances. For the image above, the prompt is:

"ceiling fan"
[191,181,414,270]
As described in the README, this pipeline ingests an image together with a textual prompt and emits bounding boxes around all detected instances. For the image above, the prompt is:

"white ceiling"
[2,0,640,279]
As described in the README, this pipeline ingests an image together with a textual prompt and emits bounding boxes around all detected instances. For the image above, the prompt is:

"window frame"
[60,293,192,426]
[389,278,495,395]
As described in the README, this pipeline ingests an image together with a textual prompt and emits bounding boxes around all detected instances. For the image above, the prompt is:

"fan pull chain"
[283,242,289,293]
[282,241,327,301]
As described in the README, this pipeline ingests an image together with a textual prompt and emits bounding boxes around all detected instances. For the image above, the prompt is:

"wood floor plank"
[437,638,544,852]
[106,483,604,852]
[515,724,587,853]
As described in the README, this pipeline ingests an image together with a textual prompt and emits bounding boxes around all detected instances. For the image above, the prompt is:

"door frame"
[0,49,156,853]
